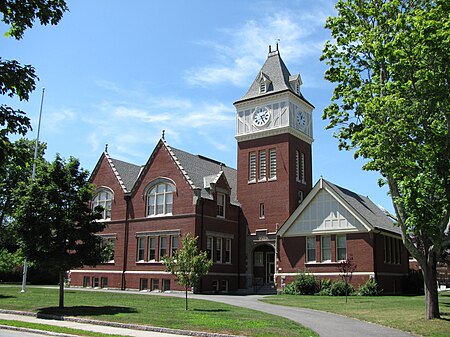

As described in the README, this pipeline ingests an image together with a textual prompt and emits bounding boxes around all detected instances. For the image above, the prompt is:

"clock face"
[297,111,306,127]
[253,107,270,127]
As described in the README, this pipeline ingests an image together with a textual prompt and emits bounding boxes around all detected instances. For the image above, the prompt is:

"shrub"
[317,278,333,296]
[358,279,379,296]
[282,272,318,295]
[330,279,354,296]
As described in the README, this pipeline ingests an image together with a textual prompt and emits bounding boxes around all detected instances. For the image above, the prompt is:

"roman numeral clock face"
[253,107,270,127]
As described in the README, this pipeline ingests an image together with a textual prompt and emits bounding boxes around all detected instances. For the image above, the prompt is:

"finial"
[276,39,280,51]
[269,45,272,53]
[220,163,223,171]
[105,144,108,153]
[162,130,165,140]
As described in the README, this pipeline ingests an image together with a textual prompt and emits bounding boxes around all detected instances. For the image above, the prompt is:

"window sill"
[268,177,277,182]
[305,261,340,265]
[258,178,267,183]
[136,261,162,264]
[147,213,173,218]
[248,180,256,184]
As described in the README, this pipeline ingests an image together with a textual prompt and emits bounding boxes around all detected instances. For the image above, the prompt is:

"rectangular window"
[93,277,99,288]
[216,237,222,263]
[249,152,256,182]
[254,251,264,267]
[148,237,156,261]
[140,278,148,290]
[259,150,266,181]
[259,203,265,219]
[217,193,225,217]
[321,235,331,262]
[151,278,159,291]
[221,280,228,292]
[336,235,347,261]
[100,237,115,262]
[159,237,167,259]
[83,276,90,287]
[162,279,170,291]
[171,236,178,256]
[137,237,145,261]
[207,236,213,260]
[301,152,306,184]
[269,148,277,179]
[306,236,316,262]
[225,239,231,263]
[295,150,300,182]
[101,277,108,288]
[212,280,219,292]
[384,236,401,264]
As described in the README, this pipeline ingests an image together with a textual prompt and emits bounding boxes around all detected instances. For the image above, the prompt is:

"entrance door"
[253,245,275,285]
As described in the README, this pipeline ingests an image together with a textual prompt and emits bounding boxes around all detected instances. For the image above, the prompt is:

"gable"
[282,189,368,237]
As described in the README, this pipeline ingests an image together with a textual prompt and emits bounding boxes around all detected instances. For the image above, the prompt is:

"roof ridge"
[162,139,198,190]
[104,151,129,193]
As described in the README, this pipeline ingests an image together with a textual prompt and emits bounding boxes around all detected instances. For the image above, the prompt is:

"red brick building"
[70,46,409,293]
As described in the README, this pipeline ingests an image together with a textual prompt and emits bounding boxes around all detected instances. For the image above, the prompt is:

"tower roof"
[235,45,311,106]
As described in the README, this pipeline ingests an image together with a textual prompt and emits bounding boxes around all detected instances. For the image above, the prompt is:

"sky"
[2,0,394,212]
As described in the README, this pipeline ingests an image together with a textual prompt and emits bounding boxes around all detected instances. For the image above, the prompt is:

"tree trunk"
[185,286,188,311]
[423,261,440,319]
[59,271,65,309]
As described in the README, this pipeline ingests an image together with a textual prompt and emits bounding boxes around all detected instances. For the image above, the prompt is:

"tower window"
[269,148,277,180]
[259,203,265,219]
[296,150,300,182]
[259,150,266,181]
[249,152,256,182]
[260,82,266,93]
[301,152,306,184]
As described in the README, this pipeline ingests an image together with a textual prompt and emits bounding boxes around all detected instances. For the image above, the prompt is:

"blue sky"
[2,0,393,212]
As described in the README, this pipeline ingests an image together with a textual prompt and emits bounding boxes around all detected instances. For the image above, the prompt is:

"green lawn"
[0,286,317,337]
[261,292,450,337]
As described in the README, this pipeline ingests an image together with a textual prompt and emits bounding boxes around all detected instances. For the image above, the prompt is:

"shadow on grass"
[0,295,16,299]
[192,308,229,313]
[37,305,138,318]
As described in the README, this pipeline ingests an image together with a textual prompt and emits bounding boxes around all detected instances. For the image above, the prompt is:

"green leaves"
[321,0,449,319]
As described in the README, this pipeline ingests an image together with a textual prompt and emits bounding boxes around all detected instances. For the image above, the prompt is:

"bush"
[317,278,333,296]
[358,279,379,296]
[282,272,318,295]
[330,280,354,296]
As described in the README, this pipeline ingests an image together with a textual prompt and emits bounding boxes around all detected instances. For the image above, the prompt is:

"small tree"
[14,154,107,308]
[162,234,212,310]
[338,256,357,303]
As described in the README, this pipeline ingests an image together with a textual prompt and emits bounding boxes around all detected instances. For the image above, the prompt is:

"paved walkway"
[1,287,418,337]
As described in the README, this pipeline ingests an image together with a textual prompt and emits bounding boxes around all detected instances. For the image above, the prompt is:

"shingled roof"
[104,141,238,205]
[235,47,311,107]
[324,179,400,234]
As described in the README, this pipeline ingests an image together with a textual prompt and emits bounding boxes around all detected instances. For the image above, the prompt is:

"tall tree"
[0,139,46,273]
[0,1,68,166]
[14,155,108,308]
[163,234,213,310]
[321,0,449,319]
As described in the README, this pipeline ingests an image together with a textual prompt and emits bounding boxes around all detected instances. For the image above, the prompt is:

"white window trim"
[217,193,226,218]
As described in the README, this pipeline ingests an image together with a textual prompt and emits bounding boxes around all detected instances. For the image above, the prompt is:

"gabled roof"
[278,177,400,237]
[93,140,238,205]
[235,48,312,107]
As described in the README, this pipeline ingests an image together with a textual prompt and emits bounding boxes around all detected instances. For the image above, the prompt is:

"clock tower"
[235,45,314,287]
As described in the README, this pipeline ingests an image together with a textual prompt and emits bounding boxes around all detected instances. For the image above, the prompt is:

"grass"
[0,319,124,337]
[261,292,450,337]
[0,286,317,337]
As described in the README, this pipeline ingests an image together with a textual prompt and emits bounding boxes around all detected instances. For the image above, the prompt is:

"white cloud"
[185,7,331,88]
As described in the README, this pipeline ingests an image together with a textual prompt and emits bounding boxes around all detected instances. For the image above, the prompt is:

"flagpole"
[21,87,45,293]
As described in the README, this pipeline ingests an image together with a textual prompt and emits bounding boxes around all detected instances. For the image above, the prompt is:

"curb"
[0,309,243,337]
[0,324,78,337]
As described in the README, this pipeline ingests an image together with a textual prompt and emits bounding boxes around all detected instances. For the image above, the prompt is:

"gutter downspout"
[121,193,131,290]
[237,207,241,289]
[199,197,204,293]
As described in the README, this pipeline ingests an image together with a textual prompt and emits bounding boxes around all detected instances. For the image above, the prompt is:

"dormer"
[258,72,272,94]
[289,74,302,95]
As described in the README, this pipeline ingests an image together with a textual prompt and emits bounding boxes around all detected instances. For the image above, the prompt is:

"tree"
[321,0,449,319]
[14,155,108,308]
[0,139,46,274]
[338,256,356,303]
[0,1,68,166]
[162,234,213,310]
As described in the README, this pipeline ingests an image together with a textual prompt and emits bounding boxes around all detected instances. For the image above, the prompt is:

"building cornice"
[235,125,314,144]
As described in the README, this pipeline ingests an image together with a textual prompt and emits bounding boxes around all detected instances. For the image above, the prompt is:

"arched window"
[92,189,113,220]
[147,181,175,216]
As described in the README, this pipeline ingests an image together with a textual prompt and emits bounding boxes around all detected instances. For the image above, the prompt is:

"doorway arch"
[252,244,275,285]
